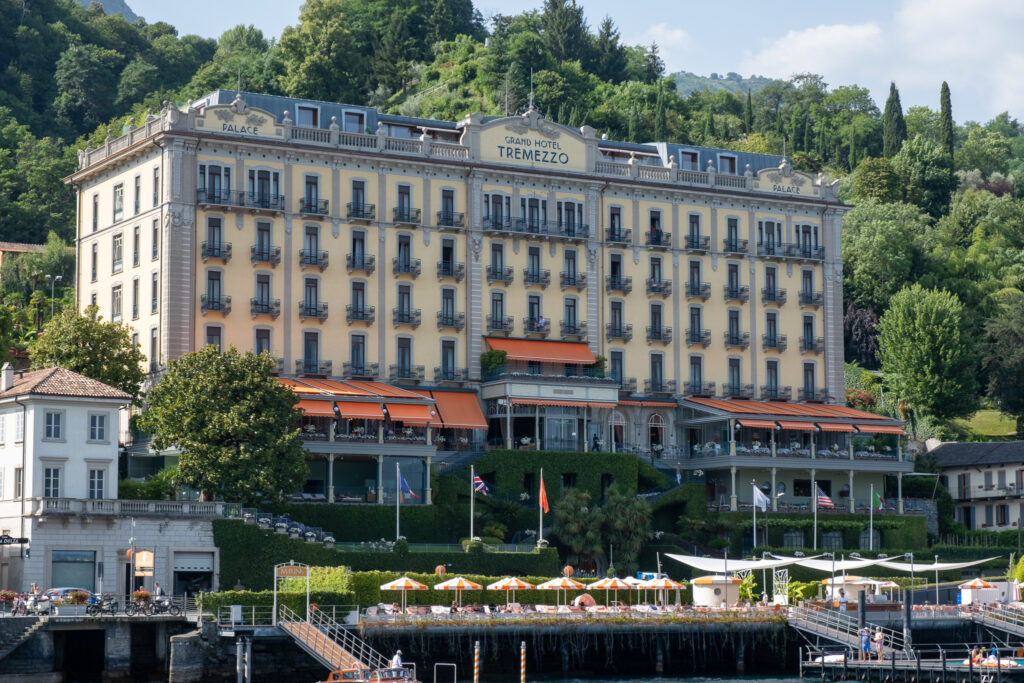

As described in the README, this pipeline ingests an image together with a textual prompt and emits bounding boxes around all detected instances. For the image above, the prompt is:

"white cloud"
[632,23,692,72]
[738,23,885,86]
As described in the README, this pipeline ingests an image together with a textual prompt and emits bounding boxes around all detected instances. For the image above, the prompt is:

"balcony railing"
[762,334,788,351]
[524,317,551,336]
[786,243,825,260]
[647,278,672,296]
[483,216,512,231]
[560,272,586,289]
[686,328,711,346]
[554,221,589,239]
[798,388,829,402]
[760,385,792,401]
[346,305,375,323]
[606,228,631,244]
[28,498,235,519]
[561,320,586,338]
[250,298,280,317]
[392,207,421,224]
[437,312,466,331]
[757,243,783,258]
[606,323,633,342]
[346,202,376,220]
[300,249,329,269]
[437,260,465,281]
[646,230,671,247]
[684,234,710,251]
[606,276,632,294]
[393,258,421,277]
[523,269,551,288]
[514,217,547,234]
[722,383,754,399]
[800,336,825,353]
[799,290,824,307]
[487,315,514,333]
[724,331,751,349]
[300,198,329,215]
[646,326,672,344]
[685,282,711,299]
[342,361,378,378]
[437,211,465,228]
[434,367,469,382]
[346,253,375,273]
[298,301,328,320]
[761,288,787,305]
[201,241,231,261]
[683,381,716,397]
[393,308,421,327]
[196,189,286,212]
[250,245,281,265]
[389,364,425,382]
[245,192,286,211]
[724,285,750,302]
[723,238,749,254]
[200,294,231,314]
[486,265,514,284]
[615,376,637,393]
[645,379,676,394]
[296,359,332,376]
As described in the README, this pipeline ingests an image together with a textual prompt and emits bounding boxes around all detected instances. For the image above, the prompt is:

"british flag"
[816,485,835,509]
[473,475,489,496]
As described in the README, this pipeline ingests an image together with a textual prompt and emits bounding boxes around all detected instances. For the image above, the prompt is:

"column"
[729,419,736,455]
[771,468,778,512]
[730,466,738,512]
[582,408,589,452]
[897,472,904,514]
[426,426,432,446]
[848,470,854,513]
[327,454,335,503]
[770,430,776,457]
[534,406,540,450]
[898,435,903,462]
[376,455,384,505]
[424,456,432,505]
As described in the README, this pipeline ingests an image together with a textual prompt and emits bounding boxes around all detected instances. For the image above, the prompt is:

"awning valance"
[335,401,385,420]
[512,398,616,408]
[431,392,488,430]
[778,420,818,431]
[855,424,905,434]
[817,423,856,432]
[737,419,777,428]
[485,337,595,364]
[385,403,435,425]
[297,399,336,417]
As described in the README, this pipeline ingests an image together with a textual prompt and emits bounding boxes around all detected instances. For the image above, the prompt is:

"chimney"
[0,363,12,392]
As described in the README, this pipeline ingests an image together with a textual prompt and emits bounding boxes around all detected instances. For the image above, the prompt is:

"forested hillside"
[1,0,1024,439]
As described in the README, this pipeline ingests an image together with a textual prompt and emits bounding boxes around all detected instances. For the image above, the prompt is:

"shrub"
[133,590,152,603]
[67,591,90,605]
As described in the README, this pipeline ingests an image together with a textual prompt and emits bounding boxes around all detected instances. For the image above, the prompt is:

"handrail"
[788,605,906,653]
[279,603,389,671]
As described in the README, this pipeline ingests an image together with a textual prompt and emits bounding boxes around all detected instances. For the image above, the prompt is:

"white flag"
[752,484,770,512]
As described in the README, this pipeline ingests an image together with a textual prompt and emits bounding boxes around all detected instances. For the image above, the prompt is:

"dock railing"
[279,604,389,672]
[788,605,907,654]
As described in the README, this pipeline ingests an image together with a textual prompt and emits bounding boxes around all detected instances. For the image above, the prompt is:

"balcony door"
[207,218,222,249]
[397,338,412,374]
[304,332,319,365]
[256,222,271,255]
[650,355,664,388]
[304,226,319,255]
[441,340,455,377]
[766,360,779,393]
[728,358,741,392]
[206,271,222,302]
[304,278,319,308]
[689,357,703,387]
[351,335,365,369]
[255,274,270,305]
[803,363,816,394]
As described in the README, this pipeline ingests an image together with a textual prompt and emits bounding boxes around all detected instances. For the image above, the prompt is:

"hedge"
[198,590,355,618]
[214,520,560,589]
[260,503,453,543]
[470,450,639,505]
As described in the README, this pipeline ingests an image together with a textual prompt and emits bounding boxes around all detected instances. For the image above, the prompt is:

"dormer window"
[296,106,318,127]
[719,155,737,174]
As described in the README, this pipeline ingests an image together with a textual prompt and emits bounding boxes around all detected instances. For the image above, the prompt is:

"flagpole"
[395,462,400,540]
[538,468,544,543]
[470,465,475,540]
[752,482,757,549]
[813,479,818,551]
[869,483,874,551]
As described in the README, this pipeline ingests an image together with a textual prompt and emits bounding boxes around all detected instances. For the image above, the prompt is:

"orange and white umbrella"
[591,577,631,605]
[959,578,995,590]
[434,576,483,607]
[380,576,428,613]
[487,577,535,605]
[639,578,684,590]
[537,577,585,605]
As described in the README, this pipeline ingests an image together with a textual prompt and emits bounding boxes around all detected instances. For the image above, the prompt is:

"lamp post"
[823,552,835,607]
[905,552,914,604]
[45,274,62,320]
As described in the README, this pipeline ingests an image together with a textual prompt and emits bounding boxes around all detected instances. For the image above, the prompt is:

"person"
[675,461,682,485]
[839,589,847,613]
[971,646,981,664]
[154,582,165,598]
[450,600,458,614]
[761,592,768,606]
[592,434,600,452]
[29,582,40,597]
[859,628,870,661]
[873,627,884,660]
[390,650,403,669]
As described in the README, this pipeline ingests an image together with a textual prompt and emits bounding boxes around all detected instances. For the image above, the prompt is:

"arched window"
[609,411,626,448]
[648,413,665,447]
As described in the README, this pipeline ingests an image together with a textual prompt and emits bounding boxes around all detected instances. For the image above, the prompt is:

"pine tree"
[939,81,954,160]
[848,127,856,170]
[642,43,664,84]
[628,106,637,142]
[557,102,567,124]
[882,81,908,157]
[540,0,588,64]
[592,16,626,83]
[428,0,455,47]
[744,89,753,134]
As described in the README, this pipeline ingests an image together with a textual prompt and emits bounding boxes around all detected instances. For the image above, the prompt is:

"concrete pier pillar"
[105,621,132,678]
[560,642,569,674]
[736,640,745,674]
[656,639,665,674]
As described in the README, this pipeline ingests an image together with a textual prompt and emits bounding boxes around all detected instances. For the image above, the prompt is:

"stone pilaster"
[822,207,847,403]
[467,176,484,378]
[161,137,197,362]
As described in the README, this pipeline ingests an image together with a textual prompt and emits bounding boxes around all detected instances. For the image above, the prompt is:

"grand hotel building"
[68,91,910,520]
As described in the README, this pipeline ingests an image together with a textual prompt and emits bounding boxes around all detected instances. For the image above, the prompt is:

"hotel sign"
[197,97,284,140]
[754,161,819,198]
[479,111,586,172]
[276,564,309,578]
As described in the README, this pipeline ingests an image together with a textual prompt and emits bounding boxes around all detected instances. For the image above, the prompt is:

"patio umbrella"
[486,577,535,606]
[623,575,645,604]
[640,577,685,607]
[537,577,585,605]
[591,577,630,605]
[434,576,483,607]
[380,576,428,613]
[877,580,900,601]
[959,578,995,589]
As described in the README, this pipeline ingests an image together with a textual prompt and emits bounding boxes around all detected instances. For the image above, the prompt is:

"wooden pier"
[800,647,1024,683]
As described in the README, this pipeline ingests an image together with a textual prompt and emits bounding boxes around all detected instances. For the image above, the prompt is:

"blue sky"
[128,0,1024,124]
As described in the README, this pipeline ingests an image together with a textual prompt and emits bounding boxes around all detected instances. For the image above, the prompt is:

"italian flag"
[872,489,884,510]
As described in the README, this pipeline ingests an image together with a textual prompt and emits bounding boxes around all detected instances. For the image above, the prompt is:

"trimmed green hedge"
[214,520,560,589]
[472,450,639,503]
[261,503,454,543]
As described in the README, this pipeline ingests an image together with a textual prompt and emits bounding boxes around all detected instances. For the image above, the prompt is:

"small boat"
[320,668,418,683]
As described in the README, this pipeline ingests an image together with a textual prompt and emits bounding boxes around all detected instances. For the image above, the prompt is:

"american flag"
[474,475,489,495]
[816,485,835,509]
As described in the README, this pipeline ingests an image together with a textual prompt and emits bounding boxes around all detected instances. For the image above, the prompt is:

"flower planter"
[324,541,335,549]
[55,604,88,616]
[289,531,300,539]
[275,526,288,534]
[304,535,318,543]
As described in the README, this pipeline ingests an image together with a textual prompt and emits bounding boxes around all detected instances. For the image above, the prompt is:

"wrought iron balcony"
[486,265,514,284]
[346,305,375,323]
[723,238,749,254]
[762,334,788,351]
[270,357,285,375]
[487,315,514,333]
[646,278,672,296]
[757,243,783,258]
[197,190,285,211]
[346,202,376,221]
[483,215,512,231]
[785,243,825,260]
[436,211,465,228]
[760,385,792,401]
[606,228,631,244]
[724,284,750,302]
[722,383,754,399]
[684,381,716,397]
[434,367,469,382]
[561,320,586,338]
[245,192,286,211]
[201,241,231,261]
[437,312,466,331]
[250,298,280,317]
[393,258,421,277]
[614,376,637,393]
[798,388,829,402]
[250,245,281,265]
[342,361,378,378]
[389,364,425,382]
[685,282,711,299]
[300,249,329,269]
[800,336,825,353]
[346,253,375,273]
[724,331,751,349]
[523,269,551,288]
[686,328,711,346]
[605,276,632,294]
[437,260,465,281]
[296,359,332,376]
[799,290,824,307]
[392,308,421,327]
[606,323,633,342]
[300,198,329,215]
[685,234,710,251]
[514,217,547,234]
[524,317,551,336]
[761,288,787,305]
[560,272,586,289]
[298,301,328,320]
[646,230,671,248]
[646,326,672,344]
[645,379,676,395]
[392,207,421,224]
[200,294,231,314]
[555,221,589,239]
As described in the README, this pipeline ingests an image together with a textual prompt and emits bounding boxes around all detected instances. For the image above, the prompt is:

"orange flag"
[539,476,549,514]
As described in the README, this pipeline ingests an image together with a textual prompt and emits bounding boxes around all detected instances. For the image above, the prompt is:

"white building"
[0,364,222,594]
[932,441,1024,531]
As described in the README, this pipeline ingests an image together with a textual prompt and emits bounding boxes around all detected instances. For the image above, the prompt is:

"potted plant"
[57,590,90,615]
[289,526,302,538]
[323,535,336,549]
[274,521,288,534]
[304,530,318,543]
[133,589,152,604]
[0,589,16,611]
[258,516,272,529]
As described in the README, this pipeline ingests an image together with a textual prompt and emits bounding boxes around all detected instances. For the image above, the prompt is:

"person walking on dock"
[859,628,870,661]
[873,627,884,660]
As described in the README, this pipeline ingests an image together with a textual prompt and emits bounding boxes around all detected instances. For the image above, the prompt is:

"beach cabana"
[434,576,482,607]
[380,576,428,613]
[691,575,741,607]
[821,575,879,602]
[959,578,997,606]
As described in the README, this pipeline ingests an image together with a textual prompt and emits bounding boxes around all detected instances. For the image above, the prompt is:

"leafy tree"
[540,0,589,65]
[878,284,978,420]
[53,44,124,132]
[427,0,456,48]
[374,9,414,93]
[601,484,651,576]
[849,157,902,203]
[641,42,664,84]
[551,487,604,569]
[891,135,956,218]
[116,57,160,108]
[939,81,954,160]
[0,232,75,303]
[843,304,880,368]
[983,295,1024,433]
[138,347,308,504]
[955,127,1012,176]
[279,0,367,104]
[882,82,907,157]
[28,305,147,402]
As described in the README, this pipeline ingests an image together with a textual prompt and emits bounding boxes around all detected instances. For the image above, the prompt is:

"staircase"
[278,605,388,672]
[970,606,1024,639]
[0,618,47,661]
[788,606,907,653]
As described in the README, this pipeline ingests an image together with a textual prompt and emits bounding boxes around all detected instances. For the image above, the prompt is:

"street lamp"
[45,274,62,320]
[905,552,914,605]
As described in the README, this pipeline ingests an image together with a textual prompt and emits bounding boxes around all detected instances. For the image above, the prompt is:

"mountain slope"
[75,0,139,22]
[672,71,774,97]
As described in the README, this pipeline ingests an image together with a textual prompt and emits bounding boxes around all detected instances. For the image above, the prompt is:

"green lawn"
[958,409,1019,439]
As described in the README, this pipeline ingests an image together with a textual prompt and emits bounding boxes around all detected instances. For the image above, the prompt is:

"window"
[153,167,160,207]
[803,315,814,343]
[649,209,662,233]
[689,306,702,333]
[610,301,623,331]
[51,550,95,593]
[304,176,319,210]
[256,222,272,258]
[997,504,1009,526]
[793,479,812,497]
[803,363,816,394]
[397,185,411,216]
[441,189,455,221]
[255,329,271,356]
[112,233,123,272]
[765,266,777,294]
[563,297,577,326]
[132,225,140,266]
[609,206,622,235]
[727,217,739,248]
[759,220,782,250]
[679,151,698,170]
[304,277,319,308]
[152,219,159,259]
[151,272,159,313]
[985,505,994,527]
[728,358,741,390]
[351,281,366,311]
[89,414,106,442]
[650,303,662,331]
[113,183,124,221]
[131,278,139,319]
[208,216,223,250]
[556,200,583,231]
[490,244,504,270]
[609,253,622,282]
[90,244,98,282]
[132,332,138,347]
[248,169,280,205]
[45,411,62,440]
[519,196,546,230]
[441,239,455,271]
[297,105,319,127]
[650,257,662,283]
[350,335,365,367]
[397,337,412,373]
[397,234,412,269]
[111,284,123,322]
[610,350,624,384]
[255,273,271,305]
[397,283,411,314]
[92,194,99,232]
[150,328,158,369]
[719,154,737,174]
[343,111,364,133]
[440,340,456,377]
[0,414,4,444]
[88,469,105,499]
[206,271,222,304]
[688,261,701,288]
[728,309,740,338]
[527,246,541,277]
[441,288,455,319]
[133,175,141,214]
[802,270,814,294]
[766,311,778,341]
[14,468,22,497]
[206,326,222,350]
[998,470,1007,489]
[490,292,504,320]
[90,293,97,308]
[984,471,994,490]
[199,163,231,198]
[689,356,703,387]
[351,180,366,208]
[650,354,664,387]
[766,360,779,391]
[564,250,577,278]
[44,467,60,498]
[351,231,366,262]
[527,294,541,324]
[560,472,578,491]
[688,213,700,241]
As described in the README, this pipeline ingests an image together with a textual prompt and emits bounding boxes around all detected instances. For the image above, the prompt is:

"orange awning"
[485,337,595,364]
[817,423,856,432]
[778,420,818,431]
[335,401,385,420]
[279,378,323,394]
[297,399,336,417]
[854,424,905,435]
[385,403,435,425]
[737,419,777,428]
[430,392,488,430]
[514,398,589,408]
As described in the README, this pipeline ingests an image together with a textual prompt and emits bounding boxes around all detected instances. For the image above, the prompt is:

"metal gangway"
[970,606,1024,640]
[278,604,389,672]
[788,605,907,654]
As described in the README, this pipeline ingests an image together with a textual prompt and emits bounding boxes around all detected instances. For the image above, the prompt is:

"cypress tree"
[882,81,908,157]
[939,81,954,160]
[428,0,455,47]
[568,106,580,128]
[848,128,856,170]
[653,83,666,141]
[789,107,802,151]
[628,106,637,142]
[802,114,812,153]
[703,111,716,142]
[744,89,753,134]
[557,102,567,124]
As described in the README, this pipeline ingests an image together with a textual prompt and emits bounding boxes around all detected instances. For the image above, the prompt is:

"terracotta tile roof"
[0,367,131,401]
[0,242,46,254]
